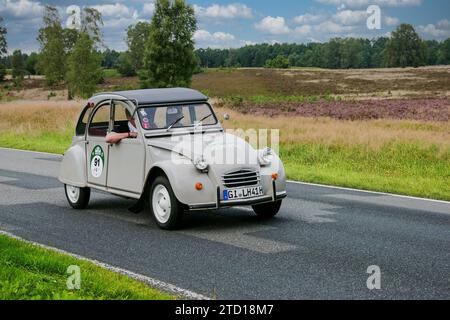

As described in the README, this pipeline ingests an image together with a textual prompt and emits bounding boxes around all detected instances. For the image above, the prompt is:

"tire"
[149,176,184,230]
[64,184,91,209]
[252,200,282,219]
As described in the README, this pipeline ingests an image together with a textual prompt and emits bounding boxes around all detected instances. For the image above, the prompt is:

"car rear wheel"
[150,176,184,230]
[64,184,90,209]
[252,200,282,219]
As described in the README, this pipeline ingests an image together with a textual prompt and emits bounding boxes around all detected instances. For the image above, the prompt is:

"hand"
[129,132,138,138]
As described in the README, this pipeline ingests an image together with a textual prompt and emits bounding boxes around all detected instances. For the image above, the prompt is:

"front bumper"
[188,180,287,211]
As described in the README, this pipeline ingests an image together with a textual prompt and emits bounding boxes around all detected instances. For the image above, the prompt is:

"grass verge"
[281,142,449,200]
[0,234,175,300]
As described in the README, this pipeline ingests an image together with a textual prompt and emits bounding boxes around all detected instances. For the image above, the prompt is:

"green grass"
[0,132,448,201]
[102,68,121,78]
[0,132,72,154]
[281,142,450,201]
[0,234,175,300]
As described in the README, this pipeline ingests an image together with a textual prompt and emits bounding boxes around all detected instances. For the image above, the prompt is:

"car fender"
[146,161,217,205]
[59,143,87,187]
[260,153,287,193]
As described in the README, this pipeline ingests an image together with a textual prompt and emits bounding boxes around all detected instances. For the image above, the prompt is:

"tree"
[127,22,151,72]
[37,6,66,85]
[0,16,7,81]
[101,49,120,69]
[437,38,450,65]
[66,33,102,98]
[324,39,342,69]
[370,37,388,67]
[66,7,104,48]
[424,40,440,65]
[11,50,25,87]
[265,55,290,68]
[117,51,136,76]
[26,52,39,75]
[140,0,198,88]
[384,24,426,68]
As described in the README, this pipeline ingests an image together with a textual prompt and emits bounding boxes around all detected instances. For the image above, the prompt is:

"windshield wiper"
[194,114,213,129]
[166,115,185,132]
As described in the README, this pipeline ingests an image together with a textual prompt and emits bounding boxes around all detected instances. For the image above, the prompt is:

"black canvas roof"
[95,88,208,106]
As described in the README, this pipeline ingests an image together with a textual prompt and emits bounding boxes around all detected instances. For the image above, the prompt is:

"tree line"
[197,24,450,69]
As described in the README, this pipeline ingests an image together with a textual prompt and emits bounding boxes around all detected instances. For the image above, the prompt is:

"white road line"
[1,147,448,205]
[288,180,450,205]
[0,230,211,300]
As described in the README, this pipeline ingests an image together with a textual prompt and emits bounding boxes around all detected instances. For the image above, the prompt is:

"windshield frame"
[136,101,219,131]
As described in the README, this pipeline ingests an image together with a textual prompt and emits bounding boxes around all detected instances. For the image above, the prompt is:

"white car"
[59,88,287,229]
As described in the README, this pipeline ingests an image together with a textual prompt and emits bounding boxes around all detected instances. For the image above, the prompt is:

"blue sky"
[1,0,449,53]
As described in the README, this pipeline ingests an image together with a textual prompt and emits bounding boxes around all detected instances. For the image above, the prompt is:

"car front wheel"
[252,200,282,219]
[64,184,90,209]
[150,176,184,230]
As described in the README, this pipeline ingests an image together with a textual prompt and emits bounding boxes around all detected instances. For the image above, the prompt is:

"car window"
[113,102,133,133]
[138,104,217,130]
[88,104,110,137]
[75,104,93,136]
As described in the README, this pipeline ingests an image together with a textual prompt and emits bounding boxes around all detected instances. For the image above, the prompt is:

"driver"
[106,109,138,144]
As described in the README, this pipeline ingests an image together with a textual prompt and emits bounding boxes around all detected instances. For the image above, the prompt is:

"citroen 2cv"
[59,88,287,230]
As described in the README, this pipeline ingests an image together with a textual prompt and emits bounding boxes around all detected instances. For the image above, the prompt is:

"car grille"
[222,169,260,188]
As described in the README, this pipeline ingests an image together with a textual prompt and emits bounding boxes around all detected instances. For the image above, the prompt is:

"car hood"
[147,131,260,168]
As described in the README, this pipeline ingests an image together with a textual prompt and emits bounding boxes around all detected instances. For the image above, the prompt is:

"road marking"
[288,180,450,205]
[328,194,450,215]
[181,225,297,254]
[0,230,211,300]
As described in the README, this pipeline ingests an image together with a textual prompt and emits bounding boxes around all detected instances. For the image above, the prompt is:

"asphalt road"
[0,147,449,299]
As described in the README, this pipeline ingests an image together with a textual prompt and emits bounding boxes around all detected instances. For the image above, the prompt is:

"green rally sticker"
[90,145,105,178]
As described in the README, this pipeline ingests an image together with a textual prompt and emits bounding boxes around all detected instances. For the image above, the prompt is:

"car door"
[106,101,146,195]
[86,102,111,187]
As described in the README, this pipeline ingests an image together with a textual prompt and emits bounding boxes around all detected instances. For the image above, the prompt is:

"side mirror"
[223,113,230,121]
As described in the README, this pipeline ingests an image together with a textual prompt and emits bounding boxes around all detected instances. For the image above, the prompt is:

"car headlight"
[194,156,209,172]
[258,147,273,166]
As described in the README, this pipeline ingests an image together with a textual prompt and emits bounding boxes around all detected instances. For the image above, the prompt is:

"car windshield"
[137,103,217,130]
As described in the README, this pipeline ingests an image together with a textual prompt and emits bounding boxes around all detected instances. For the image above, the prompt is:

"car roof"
[93,88,208,106]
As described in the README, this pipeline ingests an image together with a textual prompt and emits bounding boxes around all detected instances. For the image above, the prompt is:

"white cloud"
[0,0,43,18]
[333,10,367,25]
[242,40,257,46]
[294,13,326,25]
[194,30,235,42]
[91,3,138,19]
[294,25,313,36]
[194,29,241,48]
[141,2,155,18]
[315,20,354,33]
[437,19,450,30]
[418,19,450,38]
[255,16,290,35]
[194,3,253,20]
[384,16,400,26]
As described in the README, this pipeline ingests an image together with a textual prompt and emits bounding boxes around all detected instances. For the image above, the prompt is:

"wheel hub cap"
[66,185,80,203]
[152,185,171,224]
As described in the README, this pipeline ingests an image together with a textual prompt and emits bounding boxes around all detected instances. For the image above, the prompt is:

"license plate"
[223,186,264,201]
